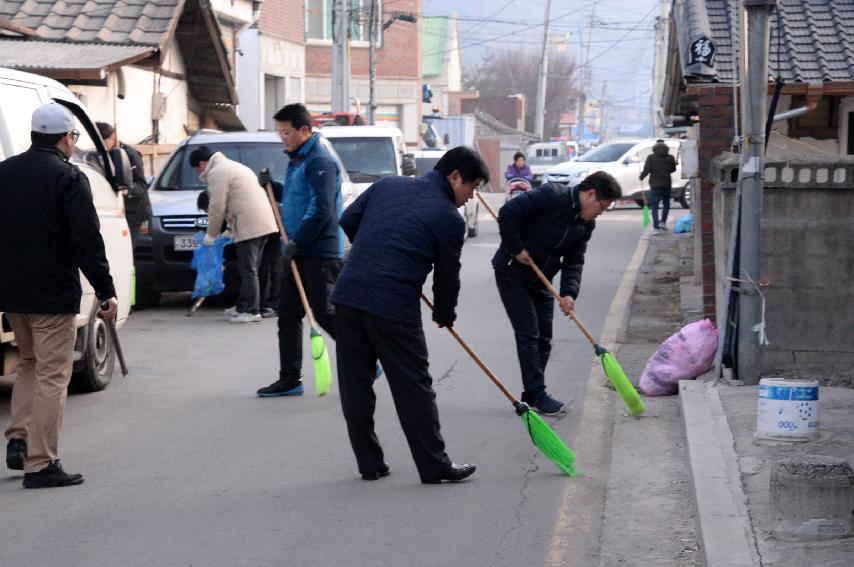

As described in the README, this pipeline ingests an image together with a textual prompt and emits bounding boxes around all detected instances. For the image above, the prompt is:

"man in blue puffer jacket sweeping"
[331,147,489,484]
[256,103,343,397]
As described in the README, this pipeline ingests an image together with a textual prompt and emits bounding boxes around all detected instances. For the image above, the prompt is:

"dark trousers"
[335,305,450,480]
[235,235,268,314]
[278,256,341,377]
[259,235,283,310]
[495,270,554,403]
[649,188,671,229]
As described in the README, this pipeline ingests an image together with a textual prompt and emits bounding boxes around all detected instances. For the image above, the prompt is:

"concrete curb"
[679,380,758,567]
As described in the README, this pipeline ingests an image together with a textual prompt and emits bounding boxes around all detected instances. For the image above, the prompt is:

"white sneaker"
[224,306,239,317]
[230,312,262,324]
[660,223,669,231]
[652,228,661,235]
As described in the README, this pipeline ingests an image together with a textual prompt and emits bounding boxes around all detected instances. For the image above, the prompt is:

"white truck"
[0,68,134,392]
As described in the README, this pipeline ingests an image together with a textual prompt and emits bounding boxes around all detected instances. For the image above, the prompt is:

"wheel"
[678,184,691,209]
[134,285,160,310]
[467,203,479,238]
[70,305,115,392]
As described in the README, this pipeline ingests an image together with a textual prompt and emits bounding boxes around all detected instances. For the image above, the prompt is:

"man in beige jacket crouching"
[190,146,277,323]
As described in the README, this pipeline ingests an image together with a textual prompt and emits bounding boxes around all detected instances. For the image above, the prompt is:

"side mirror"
[402,154,417,176]
[625,155,640,165]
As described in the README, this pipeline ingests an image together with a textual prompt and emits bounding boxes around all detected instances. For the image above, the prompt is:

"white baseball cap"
[31,103,76,134]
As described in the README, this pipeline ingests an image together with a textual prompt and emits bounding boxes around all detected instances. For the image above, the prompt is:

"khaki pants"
[4,313,76,473]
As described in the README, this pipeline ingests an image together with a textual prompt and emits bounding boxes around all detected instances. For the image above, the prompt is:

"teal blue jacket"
[281,133,344,258]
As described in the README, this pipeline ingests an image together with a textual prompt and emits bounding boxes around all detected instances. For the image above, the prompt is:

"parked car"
[0,67,134,392]
[526,141,578,186]
[135,131,356,308]
[543,138,690,208]
[319,125,417,197]
[412,149,479,238]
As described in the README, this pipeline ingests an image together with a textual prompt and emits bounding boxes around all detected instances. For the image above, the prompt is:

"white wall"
[237,28,263,132]
[70,38,193,146]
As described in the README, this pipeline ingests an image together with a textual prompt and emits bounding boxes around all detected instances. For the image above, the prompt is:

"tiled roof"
[681,0,854,84]
[0,0,181,47]
[0,37,153,77]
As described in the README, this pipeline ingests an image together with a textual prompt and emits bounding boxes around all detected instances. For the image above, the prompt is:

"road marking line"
[544,230,650,566]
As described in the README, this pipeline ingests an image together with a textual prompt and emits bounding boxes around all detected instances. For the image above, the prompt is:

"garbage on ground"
[675,213,693,233]
[638,318,718,396]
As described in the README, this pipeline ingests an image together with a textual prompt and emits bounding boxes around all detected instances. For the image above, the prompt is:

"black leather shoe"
[361,464,391,481]
[421,462,476,484]
[6,439,26,471]
[23,460,84,489]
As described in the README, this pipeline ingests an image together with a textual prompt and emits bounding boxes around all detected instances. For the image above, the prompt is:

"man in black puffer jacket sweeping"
[493,172,622,416]
[332,146,489,485]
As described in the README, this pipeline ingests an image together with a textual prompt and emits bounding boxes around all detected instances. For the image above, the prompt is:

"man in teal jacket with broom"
[255,103,343,397]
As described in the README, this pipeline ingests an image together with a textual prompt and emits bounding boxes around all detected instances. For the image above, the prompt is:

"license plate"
[174,235,200,251]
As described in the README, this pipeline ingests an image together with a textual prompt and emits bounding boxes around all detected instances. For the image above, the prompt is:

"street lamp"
[368,8,417,125]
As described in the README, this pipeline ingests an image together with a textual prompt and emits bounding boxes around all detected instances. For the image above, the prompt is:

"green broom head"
[310,327,331,397]
[515,402,577,476]
[642,203,651,227]
[596,345,645,416]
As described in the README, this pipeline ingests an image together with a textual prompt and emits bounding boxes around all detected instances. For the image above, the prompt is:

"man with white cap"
[0,102,118,488]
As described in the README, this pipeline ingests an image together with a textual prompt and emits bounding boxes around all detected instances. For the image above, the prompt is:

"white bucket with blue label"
[756,378,820,441]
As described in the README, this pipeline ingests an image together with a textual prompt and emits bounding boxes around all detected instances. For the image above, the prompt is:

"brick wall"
[305,0,421,79]
[258,0,305,45]
[476,137,502,191]
[461,96,524,131]
[694,85,737,321]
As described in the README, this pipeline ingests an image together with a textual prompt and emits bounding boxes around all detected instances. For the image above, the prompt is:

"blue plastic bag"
[675,213,693,234]
[190,230,233,299]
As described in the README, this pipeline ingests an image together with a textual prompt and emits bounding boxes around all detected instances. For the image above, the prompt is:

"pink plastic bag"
[639,319,719,396]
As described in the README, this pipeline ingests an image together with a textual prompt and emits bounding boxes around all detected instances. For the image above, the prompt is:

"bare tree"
[465,48,578,137]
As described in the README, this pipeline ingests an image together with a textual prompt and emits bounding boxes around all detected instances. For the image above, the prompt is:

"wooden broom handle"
[265,183,318,329]
[420,294,519,405]
[475,191,599,347]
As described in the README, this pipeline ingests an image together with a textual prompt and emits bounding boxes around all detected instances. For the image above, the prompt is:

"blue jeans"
[495,271,554,403]
[649,188,671,229]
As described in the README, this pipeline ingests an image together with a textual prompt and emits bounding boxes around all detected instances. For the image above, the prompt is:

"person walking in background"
[0,103,118,488]
[95,122,151,248]
[493,172,621,416]
[255,103,344,397]
[331,146,489,484]
[639,139,677,235]
[504,151,533,182]
[190,146,277,323]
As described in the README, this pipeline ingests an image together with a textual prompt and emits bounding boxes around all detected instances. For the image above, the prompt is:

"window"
[326,137,397,182]
[156,143,289,191]
[0,83,43,158]
[306,0,378,43]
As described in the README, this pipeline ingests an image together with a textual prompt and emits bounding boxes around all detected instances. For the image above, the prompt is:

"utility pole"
[368,0,378,124]
[331,0,350,112]
[737,0,776,385]
[600,80,608,142]
[534,0,552,140]
[576,7,595,144]
[534,0,552,139]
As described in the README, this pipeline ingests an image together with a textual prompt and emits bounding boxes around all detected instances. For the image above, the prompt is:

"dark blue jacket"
[280,133,343,258]
[331,170,464,326]
[492,183,594,299]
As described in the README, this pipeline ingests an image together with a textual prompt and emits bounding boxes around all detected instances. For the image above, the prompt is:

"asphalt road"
[0,194,647,567]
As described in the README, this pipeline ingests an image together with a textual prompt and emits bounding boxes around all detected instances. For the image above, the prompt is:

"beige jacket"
[201,152,277,243]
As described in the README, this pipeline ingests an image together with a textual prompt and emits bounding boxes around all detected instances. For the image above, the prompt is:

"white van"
[526,141,578,186]
[0,68,134,391]
[318,125,417,197]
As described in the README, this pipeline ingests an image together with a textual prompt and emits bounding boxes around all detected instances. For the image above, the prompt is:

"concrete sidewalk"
[673,233,854,566]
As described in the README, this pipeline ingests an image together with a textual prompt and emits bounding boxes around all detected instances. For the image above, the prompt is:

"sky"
[421,0,665,131]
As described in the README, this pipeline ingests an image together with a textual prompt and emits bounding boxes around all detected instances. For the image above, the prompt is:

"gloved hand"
[258,168,273,189]
[282,241,298,264]
[432,309,456,329]
[203,234,216,246]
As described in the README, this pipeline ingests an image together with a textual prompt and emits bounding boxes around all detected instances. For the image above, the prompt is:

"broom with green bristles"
[476,192,644,416]
[265,181,332,396]
[421,295,576,476]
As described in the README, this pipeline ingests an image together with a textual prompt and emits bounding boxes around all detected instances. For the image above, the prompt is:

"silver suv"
[134,131,354,308]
